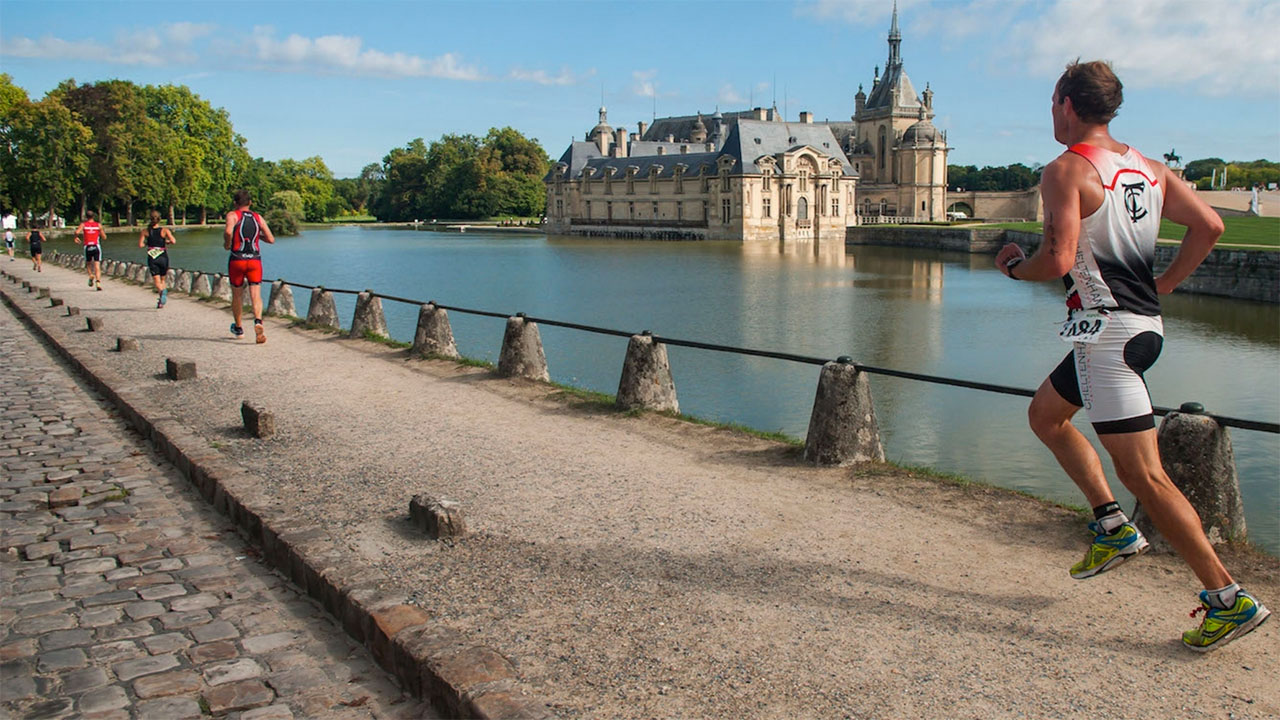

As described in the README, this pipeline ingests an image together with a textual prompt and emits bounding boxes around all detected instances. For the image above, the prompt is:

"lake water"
[42,225,1280,554]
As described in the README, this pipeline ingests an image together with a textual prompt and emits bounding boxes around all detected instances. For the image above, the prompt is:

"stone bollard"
[210,274,233,302]
[175,271,193,294]
[66,306,80,317]
[37,287,50,298]
[616,332,678,413]
[132,265,147,283]
[305,287,340,329]
[409,495,466,539]
[166,269,176,287]
[110,260,123,277]
[165,357,197,381]
[191,272,212,297]
[349,290,389,339]
[497,315,550,381]
[241,401,275,439]
[22,280,31,291]
[85,317,104,332]
[803,358,885,466]
[116,337,139,352]
[49,297,63,308]
[1133,403,1248,550]
[411,303,460,358]
[265,280,296,317]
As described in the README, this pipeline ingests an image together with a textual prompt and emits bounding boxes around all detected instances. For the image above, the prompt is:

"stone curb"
[0,268,554,720]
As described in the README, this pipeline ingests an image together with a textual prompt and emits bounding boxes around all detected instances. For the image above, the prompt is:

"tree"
[0,95,93,226]
[0,74,32,212]
[275,156,335,221]
[58,79,157,224]
[266,190,303,236]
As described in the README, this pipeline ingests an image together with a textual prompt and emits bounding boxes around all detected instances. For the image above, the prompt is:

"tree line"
[947,163,1042,193]
[949,158,1279,194]
[0,74,550,233]
[1182,158,1279,190]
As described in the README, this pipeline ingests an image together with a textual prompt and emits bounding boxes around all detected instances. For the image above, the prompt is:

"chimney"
[666,134,675,142]
[657,146,665,155]
[680,145,688,154]
[754,107,767,121]
[615,128,628,158]
[638,121,648,138]
[800,111,813,124]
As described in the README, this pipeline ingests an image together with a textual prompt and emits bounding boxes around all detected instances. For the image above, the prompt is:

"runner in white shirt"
[995,60,1268,652]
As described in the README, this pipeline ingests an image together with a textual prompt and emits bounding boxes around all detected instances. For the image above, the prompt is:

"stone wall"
[846,226,1278,303]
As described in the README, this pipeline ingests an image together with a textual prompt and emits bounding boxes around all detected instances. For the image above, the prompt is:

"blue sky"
[2,0,1277,178]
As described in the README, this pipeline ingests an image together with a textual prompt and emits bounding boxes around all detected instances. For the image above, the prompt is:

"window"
[626,175,635,195]
[555,181,562,196]
[702,201,708,223]
[763,171,771,191]
[721,175,730,192]
[763,197,772,218]
[798,196,808,220]
[831,198,839,216]
[722,198,731,223]
[652,201,659,218]
[677,203,684,221]
[878,127,887,171]
[799,172,808,192]
[604,172,612,195]
[586,201,591,218]
[675,167,684,194]
[607,203,613,220]
[922,200,926,212]
[555,200,563,216]
[628,202,635,220]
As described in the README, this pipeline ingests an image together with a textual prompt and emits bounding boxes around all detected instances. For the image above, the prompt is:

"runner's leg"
[1097,430,1232,589]
[1028,378,1115,507]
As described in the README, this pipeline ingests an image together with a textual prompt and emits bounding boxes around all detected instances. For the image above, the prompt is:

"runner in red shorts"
[223,189,275,343]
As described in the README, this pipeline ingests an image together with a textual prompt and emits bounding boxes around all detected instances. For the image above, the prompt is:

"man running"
[139,210,176,308]
[3,228,14,261]
[74,211,106,290]
[995,60,1269,652]
[223,189,275,343]
[28,226,44,272]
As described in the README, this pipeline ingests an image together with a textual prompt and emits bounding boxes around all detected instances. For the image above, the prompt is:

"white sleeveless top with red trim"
[1063,143,1163,316]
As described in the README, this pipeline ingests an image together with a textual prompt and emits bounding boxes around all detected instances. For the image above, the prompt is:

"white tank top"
[1063,143,1163,316]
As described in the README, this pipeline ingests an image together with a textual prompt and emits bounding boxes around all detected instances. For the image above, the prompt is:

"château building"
[543,3,949,241]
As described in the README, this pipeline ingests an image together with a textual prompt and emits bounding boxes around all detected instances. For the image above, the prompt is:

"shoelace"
[1190,605,1207,619]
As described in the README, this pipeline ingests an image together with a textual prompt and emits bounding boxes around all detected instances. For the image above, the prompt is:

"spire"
[887,0,902,68]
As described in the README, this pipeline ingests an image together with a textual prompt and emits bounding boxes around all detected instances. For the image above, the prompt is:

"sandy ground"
[5,259,1277,720]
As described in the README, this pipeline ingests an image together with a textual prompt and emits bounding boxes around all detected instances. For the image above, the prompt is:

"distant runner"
[995,60,1269,652]
[74,211,106,290]
[3,228,13,261]
[223,189,275,343]
[139,211,176,308]
[27,227,44,272]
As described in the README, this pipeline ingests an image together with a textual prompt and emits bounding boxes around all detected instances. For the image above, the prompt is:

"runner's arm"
[1154,163,1222,294]
[138,230,146,248]
[74,225,83,244]
[997,159,1080,281]
[259,216,275,244]
[164,228,176,245]
[223,213,236,250]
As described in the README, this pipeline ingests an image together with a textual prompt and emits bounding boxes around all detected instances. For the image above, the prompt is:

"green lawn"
[980,216,1279,249]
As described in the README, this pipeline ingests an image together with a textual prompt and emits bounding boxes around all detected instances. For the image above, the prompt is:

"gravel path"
[5,258,1277,719]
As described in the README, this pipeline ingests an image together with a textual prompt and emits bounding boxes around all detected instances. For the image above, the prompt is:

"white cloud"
[1,23,215,66]
[1002,0,1280,95]
[632,69,658,98]
[508,66,594,86]
[246,26,485,80]
[717,84,745,104]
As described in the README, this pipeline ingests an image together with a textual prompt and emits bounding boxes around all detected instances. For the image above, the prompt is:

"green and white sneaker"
[1069,521,1149,579]
[1183,590,1271,652]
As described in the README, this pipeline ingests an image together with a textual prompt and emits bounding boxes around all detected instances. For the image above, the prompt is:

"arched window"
[798,196,809,220]
[878,127,887,171]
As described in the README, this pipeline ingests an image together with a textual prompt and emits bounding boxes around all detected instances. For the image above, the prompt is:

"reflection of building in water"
[740,238,849,267]
[544,4,951,240]
[848,250,944,304]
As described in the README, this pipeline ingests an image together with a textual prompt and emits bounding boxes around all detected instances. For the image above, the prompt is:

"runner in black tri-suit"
[28,227,45,272]
[138,211,176,308]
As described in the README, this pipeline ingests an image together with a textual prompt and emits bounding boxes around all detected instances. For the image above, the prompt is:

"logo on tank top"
[1122,181,1148,223]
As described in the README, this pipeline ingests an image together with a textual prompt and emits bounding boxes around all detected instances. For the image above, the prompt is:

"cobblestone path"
[0,308,434,719]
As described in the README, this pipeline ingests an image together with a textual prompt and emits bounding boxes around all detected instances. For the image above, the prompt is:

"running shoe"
[254,322,266,344]
[160,289,167,305]
[157,299,164,309]
[1069,521,1149,579]
[230,323,245,338]
[95,281,102,291]
[88,277,94,286]
[1183,590,1271,652]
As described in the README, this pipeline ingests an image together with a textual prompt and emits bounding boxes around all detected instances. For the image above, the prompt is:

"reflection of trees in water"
[1162,293,1280,345]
